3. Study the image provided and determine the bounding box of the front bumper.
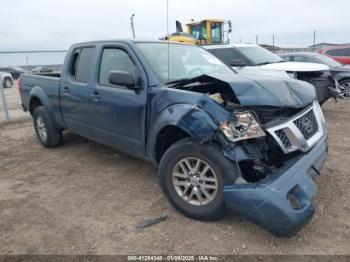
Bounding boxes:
[223,133,328,237]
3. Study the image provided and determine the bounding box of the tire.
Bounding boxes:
[339,79,350,98]
[3,77,12,88]
[33,106,62,148]
[158,138,238,221]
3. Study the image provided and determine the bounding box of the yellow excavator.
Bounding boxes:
[163,19,232,45]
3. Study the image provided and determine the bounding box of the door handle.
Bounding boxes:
[92,90,101,97]
[63,86,70,93]
[92,90,101,101]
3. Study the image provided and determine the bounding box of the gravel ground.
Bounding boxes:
[0,84,349,255]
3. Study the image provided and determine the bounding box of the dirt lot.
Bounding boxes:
[0,84,349,255]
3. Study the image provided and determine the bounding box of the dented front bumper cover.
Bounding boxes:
[223,133,328,237]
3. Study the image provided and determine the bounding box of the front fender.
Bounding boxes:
[146,103,219,161]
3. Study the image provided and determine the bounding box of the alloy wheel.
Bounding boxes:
[340,80,350,97]
[36,116,47,142]
[172,157,218,206]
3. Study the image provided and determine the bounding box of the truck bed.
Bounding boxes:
[20,73,61,113]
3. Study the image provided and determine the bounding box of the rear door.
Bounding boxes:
[60,46,95,138]
[90,43,148,157]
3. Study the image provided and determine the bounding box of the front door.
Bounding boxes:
[90,44,148,157]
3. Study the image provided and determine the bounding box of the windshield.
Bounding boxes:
[313,53,342,67]
[136,42,234,83]
[237,46,284,65]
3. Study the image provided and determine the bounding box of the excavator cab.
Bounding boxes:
[186,19,230,44]
[163,19,231,45]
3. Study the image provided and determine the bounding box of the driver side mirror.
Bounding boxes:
[230,59,247,67]
[108,71,139,90]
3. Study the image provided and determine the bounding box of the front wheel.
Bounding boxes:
[158,138,238,221]
[3,77,13,88]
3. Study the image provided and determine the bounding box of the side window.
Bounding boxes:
[344,47,350,56]
[326,48,350,57]
[99,48,136,87]
[209,48,247,66]
[75,47,95,83]
[293,56,315,63]
[70,50,80,78]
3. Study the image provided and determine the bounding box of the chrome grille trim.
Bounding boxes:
[266,101,325,154]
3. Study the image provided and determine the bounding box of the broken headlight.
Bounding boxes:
[220,111,266,142]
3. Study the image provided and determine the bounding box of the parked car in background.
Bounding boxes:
[0,67,25,79]
[0,71,13,88]
[19,40,328,237]
[202,44,339,104]
[280,52,350,97]
[319,46,350,65]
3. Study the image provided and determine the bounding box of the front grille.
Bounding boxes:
[275,129,291,148]
[266,102,324,154]
[293,110,318,140]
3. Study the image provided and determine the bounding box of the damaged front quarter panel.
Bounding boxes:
[146,86,235,162]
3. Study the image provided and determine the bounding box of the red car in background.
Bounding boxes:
[319,46,350,65]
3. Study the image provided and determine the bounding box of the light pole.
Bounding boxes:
[130,14,136,39]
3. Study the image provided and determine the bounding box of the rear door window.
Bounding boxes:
[75,47,95,83]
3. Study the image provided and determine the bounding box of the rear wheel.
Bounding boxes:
[3,77,12,88]
[33,106,62,148]
[158,138,238,221]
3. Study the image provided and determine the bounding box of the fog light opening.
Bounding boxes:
[288,194,301,210]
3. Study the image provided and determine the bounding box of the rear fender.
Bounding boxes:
[29,86,59,128]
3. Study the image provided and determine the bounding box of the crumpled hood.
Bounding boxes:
[186,73,316,108]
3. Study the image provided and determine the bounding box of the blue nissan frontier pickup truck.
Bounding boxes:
[19,40,328,237]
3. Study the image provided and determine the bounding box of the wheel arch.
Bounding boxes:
[338,77,350,84]
[28,86,60,128]
[147,103,219,164]
[29,96,43,115]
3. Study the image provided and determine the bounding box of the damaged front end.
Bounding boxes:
[221,101,328,237]
[169,73,328,237]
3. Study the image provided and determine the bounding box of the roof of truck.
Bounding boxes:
[72,39,194,47]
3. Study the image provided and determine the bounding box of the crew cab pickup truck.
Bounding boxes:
[19,40,328,237]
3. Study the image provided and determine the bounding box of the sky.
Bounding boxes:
[0,0,349,65]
